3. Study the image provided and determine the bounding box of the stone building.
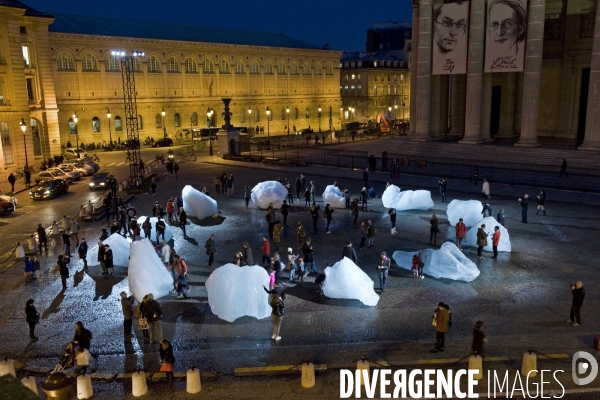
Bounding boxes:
[410,0,600,149]
[0,0,341,171]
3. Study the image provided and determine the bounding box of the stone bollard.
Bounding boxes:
[132,368,148,397]
[356,356,369,385]
[186,364,201,394]
[301,360,315,388]
[0,356,15,377]
[21,374,38,395]
[468,354,483,380]
[522,348,537,377]
[28,236,37,252]
[77,373,93,399]
[52,222,60,236]
[15,243,25,259]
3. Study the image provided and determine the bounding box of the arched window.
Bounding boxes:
[277,62,286,75]
[167,57,180,73]
[290,62,298,75]
[82,54,98,72]
[131,58,141,72]
[106,56,120,72]
[203,59,214,73]
[137,115,143,130]
[30,118,42,156]
[326,63,333,75]
[305,108,310,118]
[235,60,244,74]
[191,112,198,126]
[302,62,311,75]
[155,114,162,128]
[0,122,13,164]
[57,52,75,71]
[264,61,273,74]
[174,113,180,127]
[219,59,230,74]
[92,117,100,133]
[314,63,322,75]
[185,58,197,73]
[249,60,259,74]
[148,56,161,73]
[114,116,122,131]
[68,118,77,134]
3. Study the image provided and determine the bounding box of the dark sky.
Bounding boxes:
[23,0,412,52]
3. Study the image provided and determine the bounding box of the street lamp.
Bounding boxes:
[248,107,252,134]
[318,105,321,132]
[394,104,398,121]
[350,107,355,122]
[106,108,112,149]
[72,112,79,149]
[161,108,166,138]
[266,106,271,141]
[20,118,28,168]
[207,107,214,156]
[286,106,290,136]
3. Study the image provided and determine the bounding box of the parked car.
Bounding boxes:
[79,158,100,172]
[297,128,314,135]
[60,162,94,176]
[64,148,88,160]
[0,192,17,209]
[36,170,73,184]
[49,167,81,181]
[0,200,15,216]
[152,138,173,147]
[89,172,113,191]
[29,179,69,200]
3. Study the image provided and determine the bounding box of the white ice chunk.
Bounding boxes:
[182,185,218,218]
[86,233,131,267]
[322,257,379,306]
[136,216,173,243]
[465,216,511,252]
[206,264,272,322]
[381,185,433,211]
[446,199,484,227]
[392,242,480,282]
[322,185,346,209]
[250,181,287,209]
[128,239,174,302]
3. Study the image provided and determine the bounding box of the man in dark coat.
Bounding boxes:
[37,223,47,253]
[179,207,187,237]
[78,238,88,267]
[8,173,15,192]
[363,168,369,188]
[58,255,69,290]
[342,241,357,263]
[567,281,585,327]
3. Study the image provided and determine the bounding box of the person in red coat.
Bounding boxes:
[455,218,467,249]
[491,226,501,260]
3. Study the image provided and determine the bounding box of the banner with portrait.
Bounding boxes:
[432,2,470,75]
[484,0,528,73]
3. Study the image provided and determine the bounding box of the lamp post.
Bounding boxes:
[350,107,355,123]
[207,107,214,156]
[72,112,79,149]
[161,108,166,138]
[266,106,270,141]
[106,108,112,149]
[20,118,28,168]
[248,107,252,134]
[286,106,290,136]
[318,105,321,132]
[394,104,398,121]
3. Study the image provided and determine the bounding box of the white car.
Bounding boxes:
[64,148,88,160]
[36,170,73,184]
[60,163,94,176]
[49,167,81,181]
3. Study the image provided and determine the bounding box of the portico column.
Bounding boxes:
[450,75,466,136]
[516,0,545,147]
[409,1,419,137]
[496,73,516,139]
[413,0,433,140]
[460,0,485,144]
[430,75,442,137]
[580,0,600,150]
[479,73,492,141]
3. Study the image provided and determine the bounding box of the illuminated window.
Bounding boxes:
[249,61,259,74]
[167,57,180,73]
[203,59,214,73]
[315,63,322,75]
[235,60,245,74]
[57,52,75,71]
[114,116,122,131]
[290,62,298,75]
[148,56,161,73]
[185,58,197,73]
[277,62,286,75]
[302,63,310,75]
[106,56,120,72]
[92,117,100,133]
[219,59,230,74]
[264,61,273,74]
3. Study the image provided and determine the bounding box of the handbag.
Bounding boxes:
[138,317,149,330]
[133,306,142,319]
[160,361,173,372]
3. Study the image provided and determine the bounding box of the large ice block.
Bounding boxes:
[446,199,484,227]
[86,233,131,267]
[182,185,218,218]
[128,239,174,302]
[322,185,346,209]
[136,216,173,242]
[250,181,287,209]
[206,264,271,322]
[381,185,433,211]
[465,216,511,252]
[322,257,379,306]
[392,242,480,282]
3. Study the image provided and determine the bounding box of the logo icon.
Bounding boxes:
[572,351,598,385]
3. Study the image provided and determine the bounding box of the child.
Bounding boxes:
[268,267,276,290]
[75,347,91,374]
[411,255,419,276]
[296,258,306,281]
[472,321,487,356]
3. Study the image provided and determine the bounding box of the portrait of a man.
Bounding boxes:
[432,2,469,75]
[484,0,528,73]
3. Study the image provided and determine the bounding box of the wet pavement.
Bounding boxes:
[1,143,600,397]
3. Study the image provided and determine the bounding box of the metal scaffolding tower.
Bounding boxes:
[120,56,142,185]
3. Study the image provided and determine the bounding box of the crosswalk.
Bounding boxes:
[105,162,127,167]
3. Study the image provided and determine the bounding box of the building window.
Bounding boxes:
[92,117,100,133]
[174,113,180,127]
[302,63,310,75]
[219,59,230,74]
[137,115,143,130]
[68,118,77,134]
[345,75,349,81]
[264,61,273,75]
[240,112,245,124]
[81,54,98,72]
[148,56,161,73]
[57,52,75,71]
[294,108,298,119]
[400,74,404,81]
[114,116,122,131]
[131,58,141,72]
[203,59,214,74]
[106,56,120,72]
[30,118,41,156]
[185,58,197,73]
[290,62,298,75]
[235,60,245,74]
[156,114,162,128]
[373,86,377,95]
[315,63,322,75]
[167,57,180,73]
[277,62,286,75]
[191,112,198,126]
[357,61,362,67]
[22,46,31,68]
[387,85,391,94]
[326,63,333,75]
[374,61,378,67]
[0,122,13,164]
[249,60,259,74]
[20,26,27,34]
[281,108,286,120]
[26,78,34,103]
[254,109,259,122]
[394,86,397,94]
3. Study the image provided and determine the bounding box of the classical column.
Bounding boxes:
[479,73,493,141]
[439,75,449,135]
[430,75,442,137]
[413,0,433,140]
[580,0,600,150]
[516,0,545,147]
[496,73,516,139]
[460,0,485,144]
[409,1,419,137]
[450,75,466,136]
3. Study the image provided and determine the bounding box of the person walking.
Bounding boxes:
[455,218,467,249]
[377,251,391,294]
[497,209,506,226]
[97,241,106,275]
[566,281,585,327]
[351,198,360,225]
[138,295,150,343]
[285,182,293,205]
[58,254,69,290]
[559,159,568,177]
[272,222,282,252]
[304,187,311,207]
[73,321,94,353]
[104,244,114,275]
[481,203,492,218]
[309,202,320,234]
[472,321,487,356]
[78,238,88,267]
[491,226,501,260]
[344,190,351,210]
[214,175,221,195]
[25,299,39,341]
[358,221,367,250]
[173,162,179,180]
[37,223,48,254]
[438,178,447,203]
[429,214,439,245]
[160,340,175,387]
[62,229,72,258]
[481,178,490,199]
[416,252,425,279]
[227,174,234,196]
[8,173,15,192]
[143,294,163,343]
[472,167,479,186]
[360,187,368,211]
[342,241,358,263]
[150,178,157,195]
[431,302,451,353]
[243,242,254,265]
[24,167,31,187]
[536,190,547,216]
[205,234,216,268]
[302,238,317,274]
[244,186,251,208]
[295,178,303,201]
[120,291,135,338]
[309,181,316,203]
[390,158,397,179]
[166,199,175,224]
[366,219,376,248]
[324,204,334,233]
[266,204,277,239]
[280,200,289,227]
[476,224,488,260]
[286,248,298,282]
[518,194,529,223]
[295,221,306,250]
[363,168,369,188]
[179,207,187,237]
[220,172,228,195]
[264,286,284,341]
[155,216,166,244]
[388,208,397,234]
[261,236,271,266]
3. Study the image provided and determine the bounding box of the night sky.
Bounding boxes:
[23,0,412,52]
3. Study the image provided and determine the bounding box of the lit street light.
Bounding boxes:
[106,108,112,149]
[161,108,166,138]
[73,112,79,149]
[207,107,214,156]
[248,107,252,134]
[20,118,28,168]
[286,106,290,136]
[266,106,271,141]
[318,105,321,133]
